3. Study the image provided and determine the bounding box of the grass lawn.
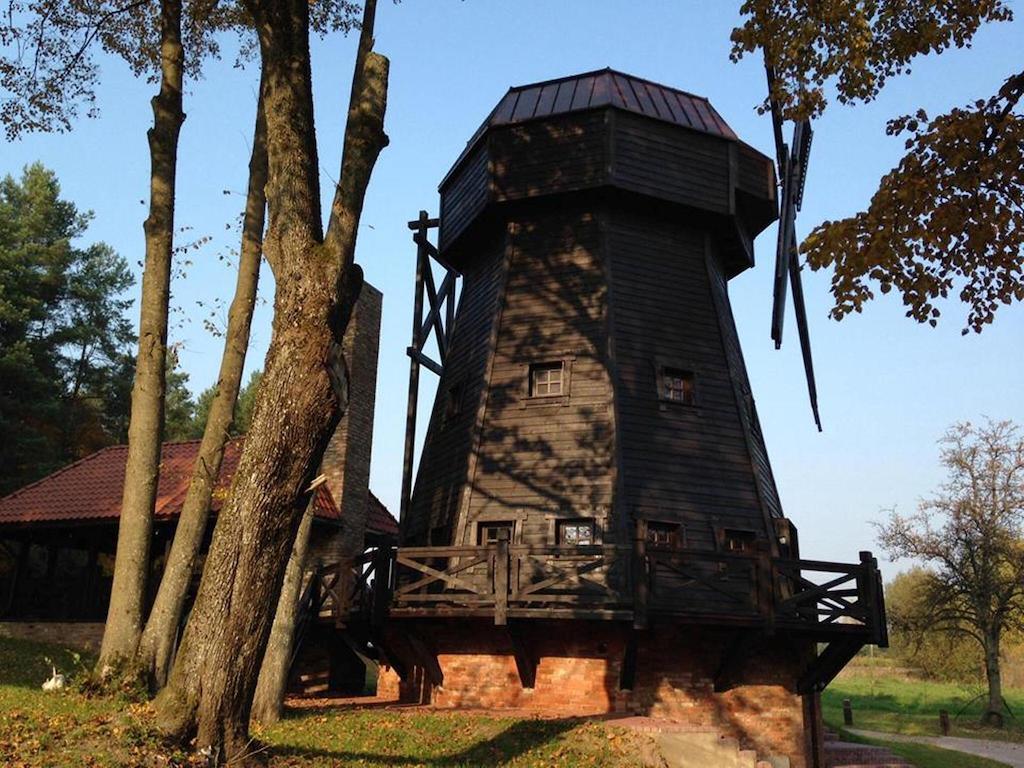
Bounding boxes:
[0,636,645,767]
[823,668,1024,743]
[839,728,1011,768]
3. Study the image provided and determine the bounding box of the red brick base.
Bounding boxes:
[377,620,815,768]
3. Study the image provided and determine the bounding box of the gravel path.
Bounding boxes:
[848,728,1024,768]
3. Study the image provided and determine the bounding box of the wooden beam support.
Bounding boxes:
[406,347,443,377]
[406,631,444,687]
[618,629,638,691]
[797,638,862,694]
[370,629,408,681]
[507,622,537,689]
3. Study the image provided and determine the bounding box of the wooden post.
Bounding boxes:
[399,213,429,530]
[494,529,509,626]
[756,544,776,633]
[633,520,648,630]
[370,547,392,630]
[939,709,950,735]
[842,698,853,726]
[858,550,884,645]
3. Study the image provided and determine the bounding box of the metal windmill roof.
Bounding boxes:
[443,69,739,189]
[488,68,737,137]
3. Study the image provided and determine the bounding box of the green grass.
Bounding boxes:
[0,636,644,767]
[823,669,1024,743]
[840,728,1011,768]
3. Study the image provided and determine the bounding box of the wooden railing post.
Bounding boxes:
[494,531,509,626]
[370,547,392,630]
[859,550,886,646]
[756,545,775,633]
[633,520,648,630]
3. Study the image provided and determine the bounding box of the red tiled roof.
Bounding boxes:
[0,439,389,530]
[367,490,398,537]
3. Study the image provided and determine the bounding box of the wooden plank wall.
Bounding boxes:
[605,208,772,551]
[705,251,785,523]
[460,208,616,549]
[405,232,508,545]
[439,142,491,253]
[489,112,608,204]
[611,112,731,215]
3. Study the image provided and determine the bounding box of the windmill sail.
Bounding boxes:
[765,64,821,429]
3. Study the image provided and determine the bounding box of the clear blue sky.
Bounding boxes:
[6,1,1022,574]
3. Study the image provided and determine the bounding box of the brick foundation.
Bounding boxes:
[0,621,105,652]
[377,620,814,768]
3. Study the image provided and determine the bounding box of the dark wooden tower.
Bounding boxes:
[372,71,886,768]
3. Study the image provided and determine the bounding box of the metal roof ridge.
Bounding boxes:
[503,68,715,105]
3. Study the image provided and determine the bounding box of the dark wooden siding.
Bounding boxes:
[459,209,616,549]
[611,111,730,216]
[735,143,773,201]
[605,208,772,552]
[488,112,608,203]
[705,248,784,523]
[405,231,508,544]
[439,141,491,253]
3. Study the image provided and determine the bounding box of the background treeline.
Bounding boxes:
[884,568,1024,688]
[0,163,257,495]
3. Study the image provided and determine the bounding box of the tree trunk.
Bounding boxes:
[152,0,387,761]
[251,509,313,726]
[136,73,268,689]
[982,630,1005,727]
[98,0,184,672]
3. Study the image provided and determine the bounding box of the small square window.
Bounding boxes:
[478,521,513,545]
[530,362,564,397]
[646,522,679,550]
[722,529,757,554]
[661,367,695,405]
[557,519,594,546]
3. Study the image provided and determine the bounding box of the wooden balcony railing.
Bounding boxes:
[332,540,887,645]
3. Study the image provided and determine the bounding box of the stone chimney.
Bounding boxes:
[319,281,382,561]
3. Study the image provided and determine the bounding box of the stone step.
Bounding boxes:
[655,731,787,768]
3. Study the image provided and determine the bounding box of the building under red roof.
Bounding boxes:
[0,438,396,535]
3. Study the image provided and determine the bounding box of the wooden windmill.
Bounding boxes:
[366,70,886,768]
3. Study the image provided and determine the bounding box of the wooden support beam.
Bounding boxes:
[507,622,537,689]
[370,629,408,681]
[494,531,509,626]
[406,347,443,377]
[632,522,648,630]
[797,638,862,694]
[406,631,444,687]
[618,630,638,691]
